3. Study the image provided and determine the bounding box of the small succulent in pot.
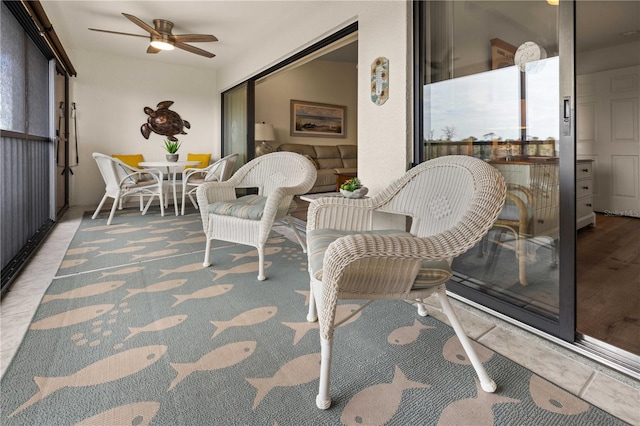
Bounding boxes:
[340,177,368,198]
[340,177,362,192]
[163,138,181,154]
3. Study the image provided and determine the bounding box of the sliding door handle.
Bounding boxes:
[562,96,572,136]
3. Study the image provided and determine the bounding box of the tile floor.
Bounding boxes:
[1,206,639,425]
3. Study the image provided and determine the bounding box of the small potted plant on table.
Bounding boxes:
[163,139,181,162]
[340,177,368,198]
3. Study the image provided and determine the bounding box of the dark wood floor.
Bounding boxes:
[577,213,640,356]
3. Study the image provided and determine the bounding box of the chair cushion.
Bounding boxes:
[307,229,452,289]
[112,154,144,168]
[187,153,211,169]
[207,194,297,221]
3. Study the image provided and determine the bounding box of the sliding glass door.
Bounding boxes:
[415,0,575,340]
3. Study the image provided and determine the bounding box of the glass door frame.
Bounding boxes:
[412,0,576,342]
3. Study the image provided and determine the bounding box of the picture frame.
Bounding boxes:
[290,100,346,138]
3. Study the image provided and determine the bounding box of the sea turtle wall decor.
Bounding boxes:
[140,100,190,142]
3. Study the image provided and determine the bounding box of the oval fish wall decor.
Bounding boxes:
[141,101,190,142]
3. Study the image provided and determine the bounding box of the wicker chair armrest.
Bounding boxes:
[317,232,465,340]
[183,167,207,179]
[195,181,238,234]
[120,168,163,185]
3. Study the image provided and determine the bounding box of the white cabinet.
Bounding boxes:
[577,159,596,229]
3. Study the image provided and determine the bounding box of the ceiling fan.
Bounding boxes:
[89,13,217,58]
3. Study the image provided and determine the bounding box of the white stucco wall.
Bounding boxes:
[67,50,218,207]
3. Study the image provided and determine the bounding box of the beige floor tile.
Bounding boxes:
[582,372,640,425]
[478,326,593,395]
[420,294,497,340]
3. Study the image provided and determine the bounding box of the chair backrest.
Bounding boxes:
[374,155,506,243]
[93,152,123,192]
[227,151,317,196]
[204,153,239,182]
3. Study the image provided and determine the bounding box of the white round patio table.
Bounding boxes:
[139,160,201,216]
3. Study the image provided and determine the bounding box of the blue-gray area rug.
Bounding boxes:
[0,208,629,425]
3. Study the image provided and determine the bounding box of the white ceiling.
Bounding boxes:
[41,1,333,71]
[41,1,639,74]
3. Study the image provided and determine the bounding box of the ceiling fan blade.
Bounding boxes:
[89,28,149,39]
[173,34,218,43]
[147,45,161,54]
[122,13,160,36]
[175,41,215,58]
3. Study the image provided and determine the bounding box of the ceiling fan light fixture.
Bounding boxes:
[150,36,174,51]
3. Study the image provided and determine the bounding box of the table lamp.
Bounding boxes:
[255,122,275,156]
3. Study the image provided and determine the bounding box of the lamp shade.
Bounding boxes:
[255,123,275,141]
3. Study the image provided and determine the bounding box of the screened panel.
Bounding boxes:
[0,2,26,133]
[27,37,50,137]
[1,2,53,291]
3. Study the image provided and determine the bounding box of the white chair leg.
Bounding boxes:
[181,185,187,215]
[285,216,307,252]
[203,239,212,267]
[92,194,109,219]
[307,287,318,322]
[142,195,154,215]
[316,337,333,409]
[257,247,266,281]
[159,190,164,217]
[107,196,120,225]
[188,192,199,210]
[435,286,497,393]
[414,300,429,317]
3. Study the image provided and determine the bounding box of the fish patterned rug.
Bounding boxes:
[0,209,629,425]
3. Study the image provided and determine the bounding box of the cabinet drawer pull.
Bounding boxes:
[582,168,589,172]
[582,186,589,190]
[586,203,592,207]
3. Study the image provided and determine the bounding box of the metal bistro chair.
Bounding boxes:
[92,152,165,225]
[305,155,506,409]
[181,153,238,215]
[196,152,317,280]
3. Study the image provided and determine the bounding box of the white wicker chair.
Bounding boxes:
[196,151,317,280]
[181,153,238,215]
[92,152,165,225]
[305,155,506,409]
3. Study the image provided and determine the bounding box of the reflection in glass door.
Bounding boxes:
[417,1,573,338]
[222,82,251,174]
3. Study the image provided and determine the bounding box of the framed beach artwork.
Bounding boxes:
[290,100,346,138]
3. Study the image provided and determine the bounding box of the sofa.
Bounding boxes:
[276,143,357,193]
